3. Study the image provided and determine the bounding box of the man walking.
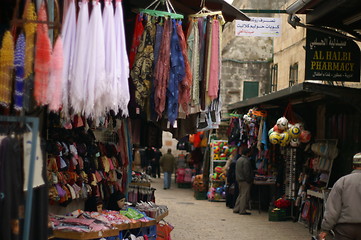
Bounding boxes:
[319,153,361,240]
[160,149,175,189]
[233,147,253,215]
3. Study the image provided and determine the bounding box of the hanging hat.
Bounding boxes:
[353,153,361,165]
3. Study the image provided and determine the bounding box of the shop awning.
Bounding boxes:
[125,0,250,22]
[227,82,361,112]
[286,0,361,41]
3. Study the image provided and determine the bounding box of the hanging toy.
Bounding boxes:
[279,132,290,147]
[290,138,300,147]
[299,130,312,143]
[269,132,282,145]
[289,125,301,138]
[276,117,289,131]
[273,124,283,133]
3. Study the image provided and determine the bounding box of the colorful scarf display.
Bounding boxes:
[14,33,26,111]
[23,1,37,78]
[0,31,14,107]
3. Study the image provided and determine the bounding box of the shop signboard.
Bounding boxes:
[235,17,281,37]
[305,29,360,82]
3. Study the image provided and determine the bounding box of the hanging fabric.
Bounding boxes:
[23,1,37,78]
[70,0,89,115]
[176,21,192,116]
[61,0,76,119]
[84,0,106,118]
[47,36,64,112]
[103,0,118,113]
[167,19,185,125]
[0,31,14,107]
[34,2,52,106]
[154,19,172,118]
[114,0,130,117]
[187,20,200,111]
[129,14,145,69]
[130,15,156,109]
[208,18,220,101]
[14,33,26,111]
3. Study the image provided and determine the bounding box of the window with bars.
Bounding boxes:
[289,63,298,87]
[270,64,278,92]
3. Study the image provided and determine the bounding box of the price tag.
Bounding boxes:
[173,120,178,128]
[136,108,140,115]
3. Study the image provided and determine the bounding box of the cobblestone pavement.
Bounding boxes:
[151,177,311,240]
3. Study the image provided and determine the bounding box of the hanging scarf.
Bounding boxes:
[0,31,14,107]
[167,20,185,125]
[34,3,52,106]
[154,19,172,118]
[84,0,106,119]
[103,0,117,113]
[14,33,26,111]
[23,1,37,78]
[47,36,64,112]
[176,21,192,115]
[115,0,130,117]
[208,19,220,101]
[129,14,144,69]
[61,0,76,119]
[130,15,156,109]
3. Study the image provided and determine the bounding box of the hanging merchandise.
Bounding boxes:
[23,1,37,79]
[14,33,26,111]
[0,31,14,107]
[34,2,52,106]
[61,0,76,119]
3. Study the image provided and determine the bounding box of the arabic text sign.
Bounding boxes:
[235,17,281,37]
[305,29,360,82]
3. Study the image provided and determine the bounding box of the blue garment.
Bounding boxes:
[14,33,25,111]
[167,20,185,125]
[261,119,269,150]
[164,171,172,189]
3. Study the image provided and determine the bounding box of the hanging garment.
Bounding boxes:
[187,20,200,108]
[34,3,52,106]
[14,33,26,111]
[115,0,130,116]
[85,0,106,119]
[0,31,14,107]
[103,0,118,113]
[0,137,24,240]
[47,36,64,112]
[200,18,211,110]
[177,21,192,115]
[61,0,76,118]
[208,19,220,101]
[154,19,172,118]
[23,1,37,78]
[70,0,89,115]
[130,15,156,109]
[167,20,185,125]
[129,14,144,69]
[150,23,164,121]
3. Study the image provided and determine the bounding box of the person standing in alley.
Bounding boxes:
[233,147,253,215]
[160,148,175,189]
[318,153,361,240]
[152,148,162,178]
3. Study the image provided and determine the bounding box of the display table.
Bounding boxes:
[253,180,276,213]
[52,210,169,239]
[130,182,151,187]
[53,229,119,240]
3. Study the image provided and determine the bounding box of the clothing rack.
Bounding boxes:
[0,115,40,240]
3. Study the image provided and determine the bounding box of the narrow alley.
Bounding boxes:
[152,177,311,240]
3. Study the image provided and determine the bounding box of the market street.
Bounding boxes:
[152,177,311,240]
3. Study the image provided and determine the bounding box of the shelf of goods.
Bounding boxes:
[208,140,235,202]
[52,211,169,239]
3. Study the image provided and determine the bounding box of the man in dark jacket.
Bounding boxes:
[233,147,253,215]
[160,149,175,189]
[319,153,361,240]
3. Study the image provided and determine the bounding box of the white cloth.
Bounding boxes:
[115,0,130,116]
[23,133,45,190]
[61,0,76,119]
[84,1,106,118]
[103,0,118,113]
[70,0,89,115]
